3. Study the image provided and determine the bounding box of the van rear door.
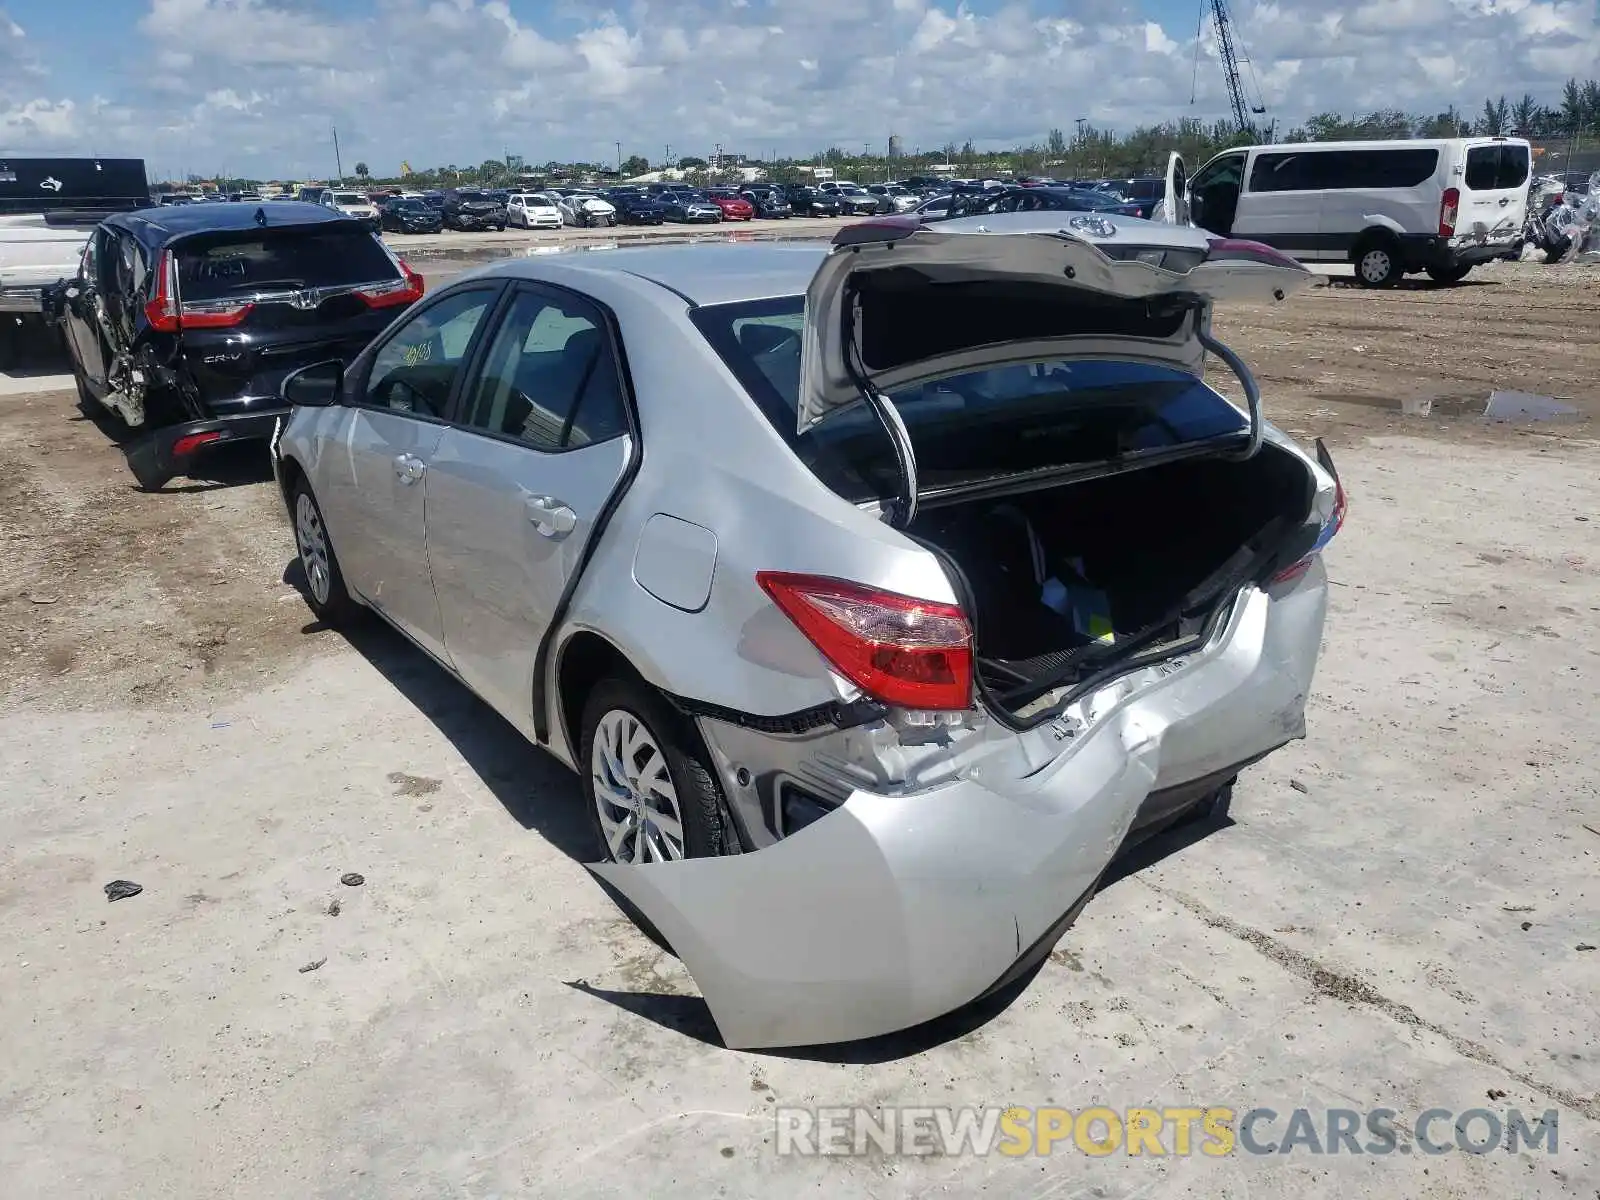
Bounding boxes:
[1459,139,1531,238]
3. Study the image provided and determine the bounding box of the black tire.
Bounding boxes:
[1352,235,1402,287]
[289,478,361,625]
[1542,235,1571,264]
[0,317,18,372]
[579,676,727,864]
[1425,263,1472,284]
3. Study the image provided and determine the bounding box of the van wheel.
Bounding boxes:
[1425,263,1472,284]
[1353,236,1401,287]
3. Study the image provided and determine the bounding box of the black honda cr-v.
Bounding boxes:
[51,202,422,487]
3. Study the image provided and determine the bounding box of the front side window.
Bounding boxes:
[362,289,495,418]
[460,289,626,452]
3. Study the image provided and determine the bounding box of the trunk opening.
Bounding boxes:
[910,442,1314,717]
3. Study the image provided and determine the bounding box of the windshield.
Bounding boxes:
[175,228,399,302]
[332,193,365,205]
[391,199,425,211]
[691,297,1245,502]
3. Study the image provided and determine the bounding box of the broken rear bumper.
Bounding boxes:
[124,408,286,490]
[592,572,1327,1050]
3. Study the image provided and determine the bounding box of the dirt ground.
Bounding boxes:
[1,257,1597,1198]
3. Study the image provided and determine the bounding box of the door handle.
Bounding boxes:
[525,495,577,539]
[393,453,426,484]
[1499,197,1510,206]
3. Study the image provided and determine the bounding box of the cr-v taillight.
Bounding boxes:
[756,572,973,710]
[1439,187,1459,238]
[357,258,424,309]
[143,249,253,331]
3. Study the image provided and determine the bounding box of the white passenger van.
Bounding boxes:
[1186,137,1531,286]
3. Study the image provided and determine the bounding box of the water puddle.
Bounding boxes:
[1483,390,1579,422]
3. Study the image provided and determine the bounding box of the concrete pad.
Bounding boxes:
[0,368,73,397]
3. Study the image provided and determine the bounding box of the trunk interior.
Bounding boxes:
[910,444,1314,714]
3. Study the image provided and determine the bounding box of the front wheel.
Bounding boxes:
[1425,263,1472,284]
[291,480,360,625]
[580,677,727,864]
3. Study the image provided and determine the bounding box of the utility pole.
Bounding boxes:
[615,142,622,174]
[332,124,344,184]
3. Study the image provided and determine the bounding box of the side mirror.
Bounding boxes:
[281,359,345,408]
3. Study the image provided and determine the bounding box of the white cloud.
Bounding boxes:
[0,0,1594,171]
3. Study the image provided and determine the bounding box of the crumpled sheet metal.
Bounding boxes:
[591,586,1315,1051]
[1545,170,1600,263]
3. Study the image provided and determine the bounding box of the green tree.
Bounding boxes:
[678,155,708,169]
[1478,95,1510,135]
[1510,93,1538,134]
[354,161,369,179]
[621,154,650,176]
[1046,127,1067,158]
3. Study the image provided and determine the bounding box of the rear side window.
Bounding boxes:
[175,230,397,302]
[1250,149,1439,192]
[461,289,626,451]
[1465,144,1530,190]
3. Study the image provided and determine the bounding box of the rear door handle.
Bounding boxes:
[1499,197,1510,206]
[525,495,577,539]
[393,453,426,484]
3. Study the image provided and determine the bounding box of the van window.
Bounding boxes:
[1249,148,1439,192]
[1465,144,1530,191]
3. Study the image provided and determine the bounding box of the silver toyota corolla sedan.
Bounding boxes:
[272,211,1345,1050]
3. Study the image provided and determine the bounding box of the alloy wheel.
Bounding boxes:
[590,709,686,864]
[294,491,332,606]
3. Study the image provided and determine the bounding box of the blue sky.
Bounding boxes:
[3,0,1597,178]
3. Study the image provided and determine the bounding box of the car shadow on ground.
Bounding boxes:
[287,552,1235,1061]
[283,558,594,861]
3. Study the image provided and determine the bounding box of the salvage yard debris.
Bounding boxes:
[102,880,142,902]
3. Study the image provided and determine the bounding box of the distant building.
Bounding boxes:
[888,135,904,159]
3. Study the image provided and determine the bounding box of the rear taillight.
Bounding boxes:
[1205,237,1304,271]
[1439,187,1459,238]
[143,249,252,330]
[358,259,424,309]
[1270,474,1347,584]
[143,249,181,332]
[756,572,973,710]
[355,259,422,310]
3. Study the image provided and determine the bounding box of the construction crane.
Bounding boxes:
[1194,0,1269,140]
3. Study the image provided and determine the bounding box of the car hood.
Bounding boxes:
[796,212,1314,436]
[575,198,616,212]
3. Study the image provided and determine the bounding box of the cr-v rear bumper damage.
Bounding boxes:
[590,574,1326,1050]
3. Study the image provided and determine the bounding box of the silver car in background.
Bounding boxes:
[272,212,1344,1050]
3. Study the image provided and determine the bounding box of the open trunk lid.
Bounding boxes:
[798,211,1310,436]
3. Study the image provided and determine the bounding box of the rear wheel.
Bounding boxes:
[1353,236,1402,287]
[291,480,360,625]
[1425,263,1472,284]
[580,677,726,863]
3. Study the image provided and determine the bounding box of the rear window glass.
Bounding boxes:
[692,296,1244,502]
[1465,144,1530,190]
[176,230,398,302]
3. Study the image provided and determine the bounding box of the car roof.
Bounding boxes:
[111,201,358,245]
[477,243,828,306]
